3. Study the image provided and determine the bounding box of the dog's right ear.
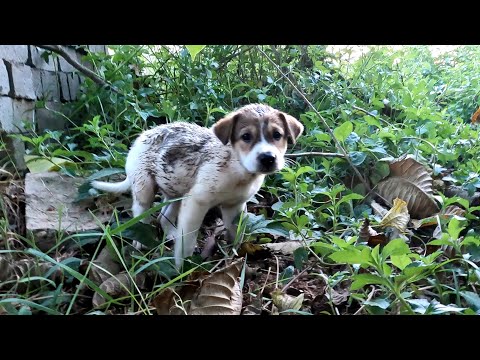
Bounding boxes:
[212,112,239,145]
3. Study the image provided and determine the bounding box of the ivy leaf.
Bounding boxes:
[333,121,353,143]
[185,45,206,61]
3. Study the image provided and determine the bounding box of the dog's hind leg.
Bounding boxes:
[131,175,156,250]
[174,198,210,269]
[158,198,180,242]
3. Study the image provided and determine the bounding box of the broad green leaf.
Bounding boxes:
[391,254,412,270]
[24,155,74,173]
[295,166,315,177]
[185,45,206,61]
[351,274,386,291]
[364,297,390,309]
[329,247,372,265]
[293,247,308,269]
[382,238,410,259]
[336,193,364,207]
[447,217,466,241]
[333,121,353,143]
[349,151,367,166]
[460,291,480,311]
[87,168,125,181]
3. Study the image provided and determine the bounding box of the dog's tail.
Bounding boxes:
[91,177,131,193]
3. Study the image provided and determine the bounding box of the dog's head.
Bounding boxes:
[212,104,304,174]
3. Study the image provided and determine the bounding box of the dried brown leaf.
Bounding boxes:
[444,205,466,217]
[376,156,439,218]
[89,247,121,286]
[189,259,243,315]
[92,272,147,308]
[379,198,410,232]
[264,241,305,255]
[472,106,480,124]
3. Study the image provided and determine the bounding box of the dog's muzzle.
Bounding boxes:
[258,152,277,173]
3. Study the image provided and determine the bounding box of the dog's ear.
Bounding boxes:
[212,112,239,145]
[278,112,304,144]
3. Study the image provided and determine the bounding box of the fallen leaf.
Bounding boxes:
[92,272,147,308]
[359,218,388,246]
[271,288,304,314]
[153,259,244,315]
[264,241,306,255]
[238,242,270,259]
[411,205,466,230]
[379,198,410,232]
[189,259,243,315]
[89,247,121,286]
[376,156,439,218]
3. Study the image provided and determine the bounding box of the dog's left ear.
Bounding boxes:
[278,112,304,144]
[212,112,239,145]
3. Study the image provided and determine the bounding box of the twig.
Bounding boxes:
[353,285,376,315]
[286,152,345,158]
[36,45,119,94]
[256,46,372,193]
[282,266,311,292]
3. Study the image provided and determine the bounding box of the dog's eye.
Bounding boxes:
[273,131,282,140]
[242,133,252,142]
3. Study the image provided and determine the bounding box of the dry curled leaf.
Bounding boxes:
[89,247,121,286]
[359,219,387,246]
[238,242,270,259]
[264,241,306,255]
[379,198,410,232]
[190,259,243,315]
[376,156,439,219]
[153,259,244,315]
[271,288,304,314]
[92,272,147,308]
[411,205,466,230]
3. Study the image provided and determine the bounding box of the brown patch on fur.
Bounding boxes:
[277,112,304,144]
[263,114,289,154]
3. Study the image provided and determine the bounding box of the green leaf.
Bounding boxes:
[447,217,466,241]
[185,45,206,61]
[336,193,364,207]
[351,274,386,291]
[349,151,367,166]
[364,297,390,309]
[329,247,372,265]
[333,121,353,143]
[382,238,410,259]
[459,291,480,311]
[293,247,308,269]
[391,254,412,270]
[87,168,125,181]
[24,155,74,173]
[295,166,316,177]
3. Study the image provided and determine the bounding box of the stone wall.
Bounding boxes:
[0,45,107,170]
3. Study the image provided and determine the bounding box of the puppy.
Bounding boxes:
[91,103,303,268]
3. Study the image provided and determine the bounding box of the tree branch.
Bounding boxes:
[286,152,345,158]
[35,45,119,94]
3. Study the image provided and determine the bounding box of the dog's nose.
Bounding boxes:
[258,152,276,168]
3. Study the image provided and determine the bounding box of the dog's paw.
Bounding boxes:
[132,240,144,250]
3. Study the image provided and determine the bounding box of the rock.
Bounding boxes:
[25,172,130,252]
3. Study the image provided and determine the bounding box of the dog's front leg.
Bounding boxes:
[174,198,210,269]
[221,203,247,244]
